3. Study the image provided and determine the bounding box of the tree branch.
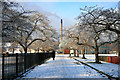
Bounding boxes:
[108,27,120,34]
[98,37,119,47]
[77,42,95,49]
[27,38,46,47]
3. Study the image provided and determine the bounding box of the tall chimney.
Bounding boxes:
[61,19,62,44]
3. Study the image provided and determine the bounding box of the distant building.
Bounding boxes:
[2,42,21,54]
[99,43,119,55]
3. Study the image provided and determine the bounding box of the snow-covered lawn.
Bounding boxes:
[99,54,118,56]
[74,54,119,78]
[23,54,107,78]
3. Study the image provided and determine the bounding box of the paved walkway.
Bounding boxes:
[23,54,107,78]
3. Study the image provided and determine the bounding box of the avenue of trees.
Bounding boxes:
[65,6,120,63]
[1,1,120,63]
[1,1,59,54]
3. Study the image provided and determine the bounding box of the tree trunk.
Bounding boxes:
[95,47,99,63]
[38,48,39,53]
[30,49,31,53]
[95,40,99,63]
[82,47,86,59]
[74,49,76,57]
[118,34,120,57]
[77,50,79,57]
[24,47,27,54]
[13,48,15,54]
[118,43,120,57]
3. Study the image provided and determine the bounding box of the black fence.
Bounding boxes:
[2,53,52,80]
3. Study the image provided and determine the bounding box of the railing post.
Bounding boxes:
[30,54,31,67]
[2,54,4,80]
[24,53,26,72]
[16,53,18,77]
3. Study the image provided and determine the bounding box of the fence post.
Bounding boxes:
[30,54,31,67]
[2,54,4,80]
[24,54,26,72]
[16,53,18,77]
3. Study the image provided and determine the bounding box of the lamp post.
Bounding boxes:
[61,19,63,44]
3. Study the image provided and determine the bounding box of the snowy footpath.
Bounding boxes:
[22,54,108,79]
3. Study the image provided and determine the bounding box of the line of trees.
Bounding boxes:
[65,6,120,63]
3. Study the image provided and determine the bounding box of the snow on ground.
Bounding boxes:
[23,54,107,78]
[73,54,119,78]
[99,54,118,56]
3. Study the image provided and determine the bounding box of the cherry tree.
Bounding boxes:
[65,25,93,58]
[77,6,120,62]
[2,1,58,54]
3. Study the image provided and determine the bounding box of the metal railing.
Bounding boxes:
[2,53,52,79]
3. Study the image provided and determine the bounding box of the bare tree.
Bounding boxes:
[77,6,120,63]
[64,24,94,58]
[8,42,19,53]
[2,1,57,54]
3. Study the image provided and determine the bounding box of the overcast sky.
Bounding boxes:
[8,0,119,32]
